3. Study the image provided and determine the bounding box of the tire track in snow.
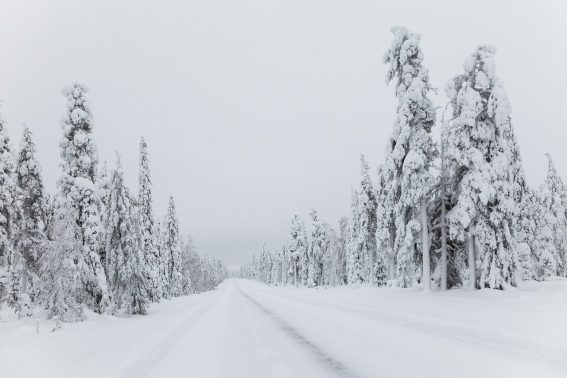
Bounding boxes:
[238,288,362,378]
[246,286,567,372]
[120,299,216,377]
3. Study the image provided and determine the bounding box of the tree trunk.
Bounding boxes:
[468,230,476,289]
[389,227,396,280]
[421,197,430,291]
[440,140,448,291]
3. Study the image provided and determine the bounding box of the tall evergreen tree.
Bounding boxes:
[382,26,436,288]
[336,216,348,285]
[357,156,379,284]
[444,46,518,289]
[164,195,183,297]
[307,209,325,287]
[180,235,195,294]
[104,155,147,310]
[39,205,84,322]
[0,115,21,312]
[138,137,161,301]
[154,218,169,296]
[287,214,308,286]
[14,126,45,311]
[539,154,567,277]
[346,190,364,285]
[58,83,110,312]
[123,205,150,315]
[97,160,111,270]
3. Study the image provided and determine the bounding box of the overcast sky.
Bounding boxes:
[0,0,566,268]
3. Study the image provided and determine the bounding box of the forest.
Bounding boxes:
[242,27,566,292]
[0,83,227,323]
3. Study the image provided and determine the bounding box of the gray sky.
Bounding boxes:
[1,0,566,268]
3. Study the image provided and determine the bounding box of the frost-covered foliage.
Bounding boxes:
[97,160,111,270]
[380,26,436,288]
[444,46,518,289]
[307,209,325,287]
[39,205,84,322]
[164,196,183,297]
[356,156,380,284]
[104,155,149,314]
[0,114,22,313]
[287,215,308,286]
[13,127,45,312]
[538,154,567,277]
[138,137,161,301]
[58,83,111,313]
[346,190,363,285]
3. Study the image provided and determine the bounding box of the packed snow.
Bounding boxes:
[1,278,565,378]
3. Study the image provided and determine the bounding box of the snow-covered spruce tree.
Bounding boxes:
[346,190,364,285]
[444,46,519,289]
[287,214,308,286]
[516,187,556,280]
[376,164,396,282]
[97,160,111,271]
[538,154,567,277]
[14,126,45,311]
[270,248,282,286]
[58,83,110,312]
[123,206,150,315]
[260,246,273,284]
[280,245,289,285]
[357,155,381,285]
[382,26,436,289]
[307,209,325,287]
[0,115,22,313]
[104,155,149,313]
[321,223,340,286]
[138,137,161,301]
[154,218,169,296]
[164,195,183,297]
[180,235,195,294]
[39,205,83,322]
[336,216,348,285]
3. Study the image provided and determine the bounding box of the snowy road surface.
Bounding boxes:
[1,278,566,378]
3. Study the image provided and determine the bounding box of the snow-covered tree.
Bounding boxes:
[307,209,325,287]
[0,114,21,312]
[357,156,379,284]
[154,218,169,295]
[39,205,83,322]
[122,207,150,315]
[444,46,518,289]
[287,214,308,286]
[58,83,110,312]
[538,154,567,277]
[346,190,364,285]
[138,137,161,301]
[14,126,45,310]
[382,26,436,288]
[336,216,348,285]
[97,160,111,270]
[164,195,183,297]
[180,235,195,294]
[104,155,149,313]
[321,223,340,286]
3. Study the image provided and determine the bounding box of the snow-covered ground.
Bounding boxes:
[1,278,566,378]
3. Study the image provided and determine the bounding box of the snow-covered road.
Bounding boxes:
[1,278,566,378]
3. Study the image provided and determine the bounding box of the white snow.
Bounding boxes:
[1,278,566,378]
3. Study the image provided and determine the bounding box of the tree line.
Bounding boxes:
[241,27,566,290]
[0,83,227,322]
